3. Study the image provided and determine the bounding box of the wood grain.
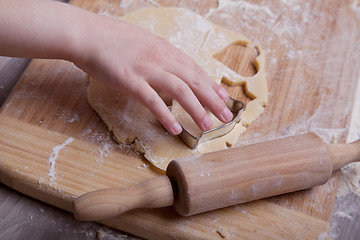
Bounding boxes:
[74,133,360,220]
[0,114,330,240]
[215,44,257,104]
[74,176,174,221]
[1,0,359,239]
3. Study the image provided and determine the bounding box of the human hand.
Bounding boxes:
[0,0,232,136]
[73,15,233,135]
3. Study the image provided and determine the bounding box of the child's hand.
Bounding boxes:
[73,16,233,135]
[0,0,233,135]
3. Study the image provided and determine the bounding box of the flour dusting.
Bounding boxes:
[317,232,332,240]
[328,75,360,239]
[8,1,356,240]
[351,0,360,16]
[336,75,360,198]
[48,137,74,181]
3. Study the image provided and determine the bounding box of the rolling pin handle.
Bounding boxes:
[73,175,174,221]
[328,139,360,172]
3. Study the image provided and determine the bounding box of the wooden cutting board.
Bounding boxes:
[1,0,360,239]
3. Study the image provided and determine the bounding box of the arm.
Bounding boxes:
[0,0,233,135]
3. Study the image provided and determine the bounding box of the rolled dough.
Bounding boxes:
[88,7,268,171]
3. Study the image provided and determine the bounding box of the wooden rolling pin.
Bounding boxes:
[73,133,360,221]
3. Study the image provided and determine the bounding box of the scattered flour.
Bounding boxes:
[350,0,360,16]
[37,177,44,190]
[57,112,80,124]
[317,232,332,240]
[329,74,360,239]
[337,75,360,198]
[96,143,113,163]
[337,163,360,198]
[346,76,360,144]
[18,1,356,239]
[143,0,160,7]
[137,163,150,169]
[48,137,74,181]
[96,228,130,240]
[119,0,133,9]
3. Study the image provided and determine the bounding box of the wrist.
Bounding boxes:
[56,4,95,65]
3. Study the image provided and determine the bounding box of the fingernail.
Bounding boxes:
[201,116,213,131]
[220,107,233,122]
[218,87,229,101]
[171,122,183,135]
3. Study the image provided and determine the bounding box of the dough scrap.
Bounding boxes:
[88,7,268,171]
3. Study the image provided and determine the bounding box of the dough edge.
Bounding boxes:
[87,7,268,171]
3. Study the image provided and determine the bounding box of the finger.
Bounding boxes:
[146,69,213,131]
[196,85,233,123]
[127,79,183,135]
[162,46,229,100]
[163,59,233,123]
[213,83,229,101]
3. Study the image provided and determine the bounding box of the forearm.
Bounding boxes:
[0,0,88,62]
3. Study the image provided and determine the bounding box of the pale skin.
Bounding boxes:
[0,0,233,135]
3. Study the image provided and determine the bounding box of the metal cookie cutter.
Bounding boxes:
[178,97,245,149]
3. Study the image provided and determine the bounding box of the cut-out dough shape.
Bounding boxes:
[88,7,268,171]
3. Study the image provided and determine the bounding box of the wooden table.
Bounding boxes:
[1,0,360,239]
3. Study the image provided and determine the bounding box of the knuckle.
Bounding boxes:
[157,111,172,126]
[145,97,171,124]
[196,108,208,122]
[125,80,151,102]
[213,100,227,113]
[183,66,211,91]
[189,77,204,90]
[212,83,223,93]
[190,61,204,75]
[140,91,158,106]
[133,59,153,75]
[173,82,192,97]
[147,94,159,107]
